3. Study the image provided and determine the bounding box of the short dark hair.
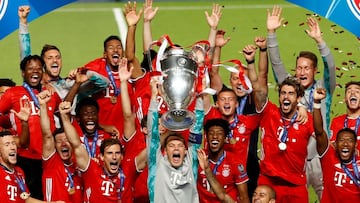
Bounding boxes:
[100,138,122,154]
[164,133,186,147]
[103,35,122,51]
[141,49,157,72]
[0,79,16,87]
[0,130,13,137]
[53,128,65,138]
[218,87,236,97]
[296,51,318,68]
[75,97,99,116]
[20,55,45,71]
[278,76,305,98]
[204,118,230,137]
[345,81,360,92]
[336,128,357,142]
[41,44,61,58]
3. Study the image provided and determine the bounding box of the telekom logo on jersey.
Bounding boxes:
[101,180,116,196]
[334,170,357,187]
[0,0,8,21]
[7,185,18,201]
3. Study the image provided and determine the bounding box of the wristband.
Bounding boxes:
[313,103,321,109]
[246,59,255,64]
[259,47,267,52]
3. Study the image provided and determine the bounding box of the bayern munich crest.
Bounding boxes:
[0,0,8,21]
[347,0,360,20]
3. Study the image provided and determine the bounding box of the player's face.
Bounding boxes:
[43,49,62,79]
[78,105,99,135]
[0,86,11,99]
[252,186,275,203]
[295,57,316,89]
[103,39,123,68]
[101,144,122,175]
[22,59,43,87]
[0,135,17,169]
[345,84,360,111]
[207,126,226,154]
[279,85,299,118]
[216,91,238,117]
[165,140,186,169]
[335,131,357,163]
[230,71,248,97]
[54,133,73,163]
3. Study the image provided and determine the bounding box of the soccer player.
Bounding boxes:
[252,185,276,203]
[197,118,250,203]
[38,90,83,203]
[246,43,313,203]
[266,6,336,200]
[147,75,204,203]
[313,88,360,202]
[330,81,360,150]
[0,78,16,130]
[59,101,126,203]
[0,130,65,203]
[0,55,62,200]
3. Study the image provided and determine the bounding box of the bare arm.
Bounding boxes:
[236,183,250,203]
[38,90,55,159]
[142,0,158,52]
[59,101,89,170]
[254,36,268,88]
[205,4,221,61]
[313,88,329,156]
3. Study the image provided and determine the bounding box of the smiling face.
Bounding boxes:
[335,130,357,163]
[279,85,300,118]
[345,84,360,113]
[295,57,316,89]
[216,90,238,119]
[230,70,249,97]
[0,135,17,170]
[22,58,43,87]
[54,133,72,164]
[100,144,122,175]
[252,185,276,203]
[43,49,62,79]
[207,125,226,154]
[78,105,99,135]
[103,39,123,69]
[164,135,187,169]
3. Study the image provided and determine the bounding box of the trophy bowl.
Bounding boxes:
[159,48,198,131]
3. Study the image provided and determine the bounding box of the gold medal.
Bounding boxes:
[68,187,75,195]
[110,96,117,104]
[230,137,236,144]
[20,192,30,200]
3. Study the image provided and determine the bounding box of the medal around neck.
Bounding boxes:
[278,142,287,151]
[68,187,75,195]
[20,192,30,200]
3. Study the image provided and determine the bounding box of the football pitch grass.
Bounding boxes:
[0,0,359,201]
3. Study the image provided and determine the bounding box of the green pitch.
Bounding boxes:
[0,0,359,201]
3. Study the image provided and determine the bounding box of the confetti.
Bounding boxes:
[299,22,305,26]
[350,75,357,78]
[347,52,353,55]
[341,67,349,71]
[283,21,289,27]
[342,62,348,66]
[252,27,258,30]
[336,83,343,88]
[232,27,236,32]
[336,67,341,71]
[331,24,337,27]
[339,30,344,33]
[336,94,341,97]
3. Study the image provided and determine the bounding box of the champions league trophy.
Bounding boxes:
[158,47,198,131]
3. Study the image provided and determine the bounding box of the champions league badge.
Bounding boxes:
[0,0,9,21]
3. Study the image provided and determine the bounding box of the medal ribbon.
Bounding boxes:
[228,114,239,140]
[280,112,298,143]
[344,116,360,135]
[211,151,226,175]
[105,65,120,96]
[23,82,40,108]
[64,166,75,192]
[0,164,27,193]
[341,155,360,187]
[308,81,316,111]
[103,167,125,200]
[83,130,99,158]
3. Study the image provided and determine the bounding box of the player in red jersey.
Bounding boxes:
[197,118,250,203]
[0,131,65,203]
[38,90,83,203]
[0,55,61,200]
[330,81,360,151]
[246,44,313,203]
[314,88,360,202]
[59,101,127,203]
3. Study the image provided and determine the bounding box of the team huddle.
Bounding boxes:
[0,1,359,203]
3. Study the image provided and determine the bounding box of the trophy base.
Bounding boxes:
[161,109,195,131]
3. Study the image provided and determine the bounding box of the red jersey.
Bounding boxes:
[84,58,135,133]
[320,146,360,203]
[259,101,313,185]
[82,160,125,203]
[0,165,30,203]
[0,86,61,159]
[330,114,360,151]
[197,151,248,203]
[42,150,83,203]
[74,122,111,160]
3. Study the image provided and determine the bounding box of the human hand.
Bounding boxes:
[296,105,308,124]
[205,4,221,29]
[305,17,323,44]
[266,5,284,33]
[242,44,257,61]
[254,36,266,50]
[118,58,132,82]
[125,1,143,26]
[313,88,326,101]
[215,30,230,48]
[59,101,72,115]
[18,5,30,24]
[143,0,158,22]
[11,98,31,122]
[197,148,209,170]
[36,90,52,105]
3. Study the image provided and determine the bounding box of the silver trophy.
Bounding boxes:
[158,47,198,131]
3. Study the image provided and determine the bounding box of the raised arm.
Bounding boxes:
[205,4,221,61]
[197,149,235,203]
[266,6,289,84]
[143,0,158,52]
[243,45,267,111]
[38,90,55,159]
[59,101,89,170]
[313,88,329,156]
[10,98,31,148]
[18,5,31,60]
[254,36,268,88]
[124,1,143,79]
